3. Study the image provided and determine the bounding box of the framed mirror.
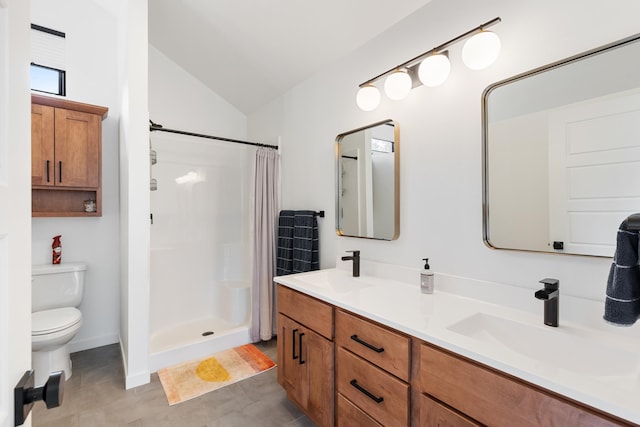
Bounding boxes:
[336,119,399,240]
[483,34,640,257]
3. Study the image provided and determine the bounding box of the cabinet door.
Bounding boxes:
[277,313,334,427]
[31,104,55,186]
[299,325,334,427]
[54,108,101,188]
[277,314,305,406]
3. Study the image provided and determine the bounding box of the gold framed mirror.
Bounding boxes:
[335,120,399,240]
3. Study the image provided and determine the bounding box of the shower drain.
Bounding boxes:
[202,331,214,336]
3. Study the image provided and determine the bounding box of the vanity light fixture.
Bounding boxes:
[356,17,501,111]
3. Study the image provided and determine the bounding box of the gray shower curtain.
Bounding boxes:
[251,147,280,341]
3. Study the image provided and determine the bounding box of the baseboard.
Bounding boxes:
[69,333,119,353]
[119,338,151,389]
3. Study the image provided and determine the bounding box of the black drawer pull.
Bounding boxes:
[350,334,384,353]
[298,332,305,365]
[292,329,299,360]
[350,379,384,403]
[46,160,50,182]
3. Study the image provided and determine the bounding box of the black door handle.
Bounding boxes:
[292,328,298,360]
[46,160,50,182]
[298,333,305,365]
[58,161,62,183]
[350,334,384,353]
[350,379,384,403]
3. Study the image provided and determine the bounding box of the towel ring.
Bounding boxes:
[627,213,640,230]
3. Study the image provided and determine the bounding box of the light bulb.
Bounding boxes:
[356,84,381,111]
[462,30,501,70]
[418,53,451,87]
[384,69,412,100]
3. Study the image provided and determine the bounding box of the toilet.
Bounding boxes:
[32,262,87,386]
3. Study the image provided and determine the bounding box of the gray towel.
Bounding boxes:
[276,210,295,276]
[276,210,319,276]
[604,219,640,326]
[292,211,319,273]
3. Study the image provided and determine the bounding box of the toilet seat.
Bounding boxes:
[32,307,82,336]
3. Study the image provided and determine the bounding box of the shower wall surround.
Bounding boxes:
[247,0,640,303]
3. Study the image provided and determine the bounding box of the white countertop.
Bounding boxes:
[274,264,640,425]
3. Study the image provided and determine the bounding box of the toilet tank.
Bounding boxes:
[32,262,87,312]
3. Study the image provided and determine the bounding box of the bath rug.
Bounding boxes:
[157,344,276,405]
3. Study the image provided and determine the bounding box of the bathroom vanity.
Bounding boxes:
[275,266,640,426]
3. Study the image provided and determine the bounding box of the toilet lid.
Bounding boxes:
[32,307,82,335]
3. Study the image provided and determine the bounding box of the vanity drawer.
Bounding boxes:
[337,393,383,427]
[336,347,409,427]
[419,343,625,427]
[277,285,333,340]
[336,309,410,381]
[419,393,481,427]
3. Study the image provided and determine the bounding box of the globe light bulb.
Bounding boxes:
[418,53,451,87]
[356,84,381,111]
[462,30,501,70]
[384,69,412,100]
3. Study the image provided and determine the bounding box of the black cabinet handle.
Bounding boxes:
[58,161,62,183]
[292,329,299,360]
[298,333,305,365]
[46,160,50,182]
[350,334,384,353]
[350,379,384,403]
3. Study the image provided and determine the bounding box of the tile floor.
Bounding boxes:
[33,340,315,427]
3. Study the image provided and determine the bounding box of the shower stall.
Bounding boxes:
[148,130,254,371]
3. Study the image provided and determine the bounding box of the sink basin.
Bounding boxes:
[448,313,640,377]
[284,269,372,294]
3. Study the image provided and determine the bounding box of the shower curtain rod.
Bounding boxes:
[149,120,278,149]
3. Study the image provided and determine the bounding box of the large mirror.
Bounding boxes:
[483,34,640,257]
[336,120,399,240]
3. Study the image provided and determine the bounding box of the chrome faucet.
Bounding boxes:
[534,278,559,327]
[341,250,360,277]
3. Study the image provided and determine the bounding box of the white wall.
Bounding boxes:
[31,0,121,352]
[248,0,640,302]
[116,0,150,390]
[149,45,247,139]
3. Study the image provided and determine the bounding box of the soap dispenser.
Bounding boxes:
[420,258,434,294]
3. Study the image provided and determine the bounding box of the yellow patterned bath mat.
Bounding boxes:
[157,344,276,405]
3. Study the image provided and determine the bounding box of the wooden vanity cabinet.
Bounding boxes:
[31,94,108,217]
[335,309,411,427]
[417,342,632,427]
[277,284,636,426]
[276,286,334,427]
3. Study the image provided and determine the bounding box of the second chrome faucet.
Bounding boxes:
[341,250,360,277]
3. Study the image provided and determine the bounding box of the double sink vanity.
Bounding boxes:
[275,30,640,427]
[274,261,640,426]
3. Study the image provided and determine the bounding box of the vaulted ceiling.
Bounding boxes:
[148,0,432,114]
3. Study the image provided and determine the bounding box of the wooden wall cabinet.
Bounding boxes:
[277,286,334,427]
[31,94,108,217]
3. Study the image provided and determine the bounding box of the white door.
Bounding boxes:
[1,1,33,426]
[548,90,640,256]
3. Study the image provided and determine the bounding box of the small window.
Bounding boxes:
[30,24,66,96]
[371,138,394,153]
[30,63,66,96]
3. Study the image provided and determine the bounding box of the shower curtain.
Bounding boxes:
[251,148,280,341]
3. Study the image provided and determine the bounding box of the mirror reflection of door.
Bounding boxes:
[548,90,640,256]
[484,33,640,256]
